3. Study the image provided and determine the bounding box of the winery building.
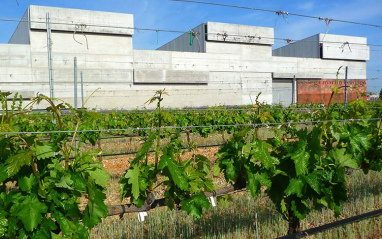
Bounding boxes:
[0,5,369,109]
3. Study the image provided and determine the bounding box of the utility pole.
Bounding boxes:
[46,13,54,99]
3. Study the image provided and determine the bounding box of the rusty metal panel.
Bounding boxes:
[297,79,367,105]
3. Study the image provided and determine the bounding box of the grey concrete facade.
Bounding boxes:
[273,33,370,61]
[0,5,369,109]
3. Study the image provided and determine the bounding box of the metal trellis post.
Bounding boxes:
[74,57,78,109]
[46,12,54,99]
[344,66,348,108]
[292,75,296,104]
[81,71,84,108]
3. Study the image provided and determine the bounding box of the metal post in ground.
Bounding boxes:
[74,57,78,109]
[46,12,54,99]
[81,71,84,108]
[344,66,348,108]
[292,75,297,105]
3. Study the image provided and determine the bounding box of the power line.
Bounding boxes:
[0,17,381,48]
[205,32,382,47]
[167,0,382,28]
[0,17,187,34]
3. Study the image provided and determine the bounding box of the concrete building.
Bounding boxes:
[0,5,368,109]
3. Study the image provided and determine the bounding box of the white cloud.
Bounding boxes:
[298,2,315,12]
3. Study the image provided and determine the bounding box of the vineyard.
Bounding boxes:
[1,88,382,238]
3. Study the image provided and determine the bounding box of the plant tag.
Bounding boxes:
[138,211,148,222]
[209,197,216,207]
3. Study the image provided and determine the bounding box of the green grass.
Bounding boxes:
[90,170,382,238]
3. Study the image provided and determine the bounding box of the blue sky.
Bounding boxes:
[1,0,381,92]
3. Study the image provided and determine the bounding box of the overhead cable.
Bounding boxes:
[167,0,382,28]
[0,17,381,47]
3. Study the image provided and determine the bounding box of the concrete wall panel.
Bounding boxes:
[29,5,134,35]
[321,42,370,61]
[133,70,208,84]
[0,44,31,67]
[241,72,272,105]
[206,22,274,45]
[30,52,133,69]
[133,50,171,70]
[319,34,367,45]
[0,68,32,83]
[30,31,133,55]
[205,42,272,58]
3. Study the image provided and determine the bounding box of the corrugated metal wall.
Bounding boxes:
[272,35,320,58]
[8,10,30,44]
[157,23,206,53]
[272,79,293,106]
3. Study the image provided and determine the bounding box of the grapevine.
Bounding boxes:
[0,85,382,237]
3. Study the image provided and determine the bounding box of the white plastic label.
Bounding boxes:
[209,197,216,207]
[138,211,148,222]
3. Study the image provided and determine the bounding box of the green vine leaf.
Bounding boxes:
[251,140,279,169]
[35,141,57,160]
[5,151,33,177]
[86,166,110,188]
[75,155,110,188]
[133,133,156,164]
[33,218,57,239]
[291,199,310,220]
[288,140,309,176]
[10,194,48,232]
[0,211,8,237]
[55,174,74,190]
[180,193,210,219]
[51,232,66,239]
[159,149,189,191]
[0,123,13,133]
[285,178,305,198]
[18,174,37,192]
[245,165,271,197]
[123,166,140,200]
[0,165,7,183]
[329,148,359,169]
[53,210,88,238]
[304,171,322,194]
[83,183,108,228]
[347,125,371,152]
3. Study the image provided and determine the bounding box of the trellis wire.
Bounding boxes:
[1,117,381,135]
